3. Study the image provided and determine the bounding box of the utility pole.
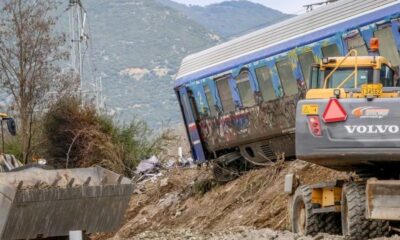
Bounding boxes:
[303,0,339,12]
[68,0,103,109]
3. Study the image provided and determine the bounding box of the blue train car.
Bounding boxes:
[174,0,400,174]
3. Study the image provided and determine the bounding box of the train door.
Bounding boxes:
[177,86,206,163]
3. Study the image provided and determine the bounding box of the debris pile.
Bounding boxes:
[101,161,345,239]
[95,159,400,240]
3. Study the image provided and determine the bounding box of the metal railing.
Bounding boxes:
[323,49,359,89]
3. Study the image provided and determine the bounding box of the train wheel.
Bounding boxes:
[291,185,321,236]
[341,182,389,240]
[212,152,244,183]
[212,161,240,183]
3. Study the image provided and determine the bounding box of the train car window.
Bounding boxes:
[310,65,321,89]
[380,64,394,87]
[298,51,316,87]
[188,82,211,119]
[255,66,277,101]
[204,84,217,117]
[375,27,400,67]
[188,90,200,121]
[216,76,235,113]
[236,70,255,107]
[180,90,194,123]
[346,34,368,56]
[276,58,298,96]
[322,44,341,57]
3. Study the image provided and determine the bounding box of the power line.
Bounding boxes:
[67,0,103,110]
[303,0,339,12]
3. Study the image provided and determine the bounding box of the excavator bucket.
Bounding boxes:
[366,179,400,220]
[0,166,133,239]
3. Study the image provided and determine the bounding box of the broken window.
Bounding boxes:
[375,26,400,67]
[322,44,341,57]
[298,51,317,87]
[235,70,255,107]
[255,66,277,101]
[276,58,298,96]
[346,34,369,56]
[216,76,235,113]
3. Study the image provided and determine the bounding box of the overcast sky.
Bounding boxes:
[172,0,314,14]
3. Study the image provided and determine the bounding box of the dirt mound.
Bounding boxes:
[105,160,349,239]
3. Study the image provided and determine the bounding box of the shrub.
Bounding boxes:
[4,134,23,161]
[42,96,176,177]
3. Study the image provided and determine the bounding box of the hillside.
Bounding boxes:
[80,0,221,127]
[64,0,292,128]
[157,0,294,38]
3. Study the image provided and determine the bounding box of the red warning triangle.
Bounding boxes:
[322,98,347,123]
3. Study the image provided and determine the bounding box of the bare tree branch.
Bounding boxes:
[0,0,76,163]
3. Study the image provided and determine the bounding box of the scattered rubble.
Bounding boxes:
[97,160,399,240]
[120,228,344,240]
[136,156,161,174]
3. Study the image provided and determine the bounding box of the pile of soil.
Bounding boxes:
[103,160,351,239]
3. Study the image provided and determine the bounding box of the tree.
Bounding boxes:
[0,0,73,163]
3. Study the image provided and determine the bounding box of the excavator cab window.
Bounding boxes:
[309,65,373,89]
[380,64,395,87]
[324,67,373,88]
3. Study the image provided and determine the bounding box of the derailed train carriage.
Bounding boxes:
[174,0,400,180]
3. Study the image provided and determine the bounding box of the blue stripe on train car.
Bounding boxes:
[175,4,400,87]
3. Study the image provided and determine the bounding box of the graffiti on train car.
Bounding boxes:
[199,91,304,151]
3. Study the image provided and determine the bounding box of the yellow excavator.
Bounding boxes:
[289,38,400,239]
[0,114,133,239]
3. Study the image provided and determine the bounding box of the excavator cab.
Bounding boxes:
[0,113,17,137]
[306,53,397,100]
[0,114,23,172]
[309,57,395,89]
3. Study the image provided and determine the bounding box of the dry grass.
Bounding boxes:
[41,96,177,176]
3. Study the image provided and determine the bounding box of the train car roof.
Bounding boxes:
[175,0,400,87]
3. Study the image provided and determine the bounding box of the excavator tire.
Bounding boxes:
[341,182,389,240]
[291,186,342,236]
[321,213,341,235]
[291,185,322,236]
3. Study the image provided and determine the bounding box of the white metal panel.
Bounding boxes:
[176,0,399,81]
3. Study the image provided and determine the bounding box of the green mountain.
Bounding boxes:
[157,0,294,38]
[65,0,292,128]
[81,0,222,127]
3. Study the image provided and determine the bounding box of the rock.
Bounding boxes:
[160,178,169,187]
[158,192,179,208]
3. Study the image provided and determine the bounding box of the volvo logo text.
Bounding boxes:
[344,125,400,134]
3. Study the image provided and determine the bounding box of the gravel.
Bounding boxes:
[114,227,347,240]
